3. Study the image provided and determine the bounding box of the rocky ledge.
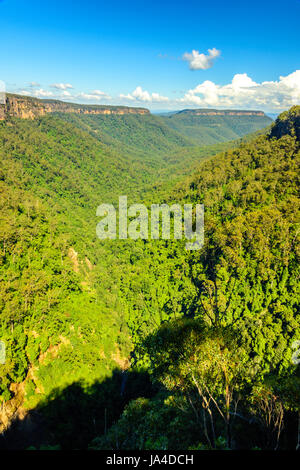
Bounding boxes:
[0,93,150,120]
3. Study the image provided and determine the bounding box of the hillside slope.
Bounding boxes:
[0,106,298,450]
[93,107,300,451]
[0,110,221,440]
[55,112,192,158]
[121,107,300,365]
[1,94,272,149]
[160,108,273,145]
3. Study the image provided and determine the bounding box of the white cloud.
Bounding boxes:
[13,70,300,112]
[183,48,221,70]
[28,81,41,87]
[61,90,72,97]
[120,86,169,103]
[76,90,111,101]
[151,92,169,102]
[50,83,73,90]
[119,93,135,101]
[32,88,55,98]
[132,86,152,101]
[91,90,108,97]
[178,71,300,110]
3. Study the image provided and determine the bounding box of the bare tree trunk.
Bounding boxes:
[207,407,216,449]
[226,416,232,449]
[202,408,212,448]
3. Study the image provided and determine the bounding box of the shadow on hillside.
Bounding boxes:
[0,368,155,450]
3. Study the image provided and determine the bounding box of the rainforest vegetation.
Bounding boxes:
[0,105,299,450]
[159,110,272,146]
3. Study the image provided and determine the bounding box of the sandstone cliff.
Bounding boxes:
[0,93,150,120]
[177,108,266,117]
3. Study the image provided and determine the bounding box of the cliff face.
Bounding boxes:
[0,94,268,121]
[0,94,150,120]
[178,109,266,116]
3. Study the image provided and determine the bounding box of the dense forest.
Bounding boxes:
[0,103,299,450]
[159,109,272,146]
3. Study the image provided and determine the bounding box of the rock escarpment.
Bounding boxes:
[0,93,150,120]
[177,109,266,116]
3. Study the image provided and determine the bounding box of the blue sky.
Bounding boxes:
[0,0,299,111]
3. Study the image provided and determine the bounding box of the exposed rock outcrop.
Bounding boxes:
[177,108,266,116]
[0,93,150,120]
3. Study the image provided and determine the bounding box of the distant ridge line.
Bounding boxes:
[0,93,150,120]
[176,108,266,117]
[0,93,267,121]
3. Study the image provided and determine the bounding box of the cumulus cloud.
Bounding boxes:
[50,83,73,90]
[92,90,109,96]
[13,70,300,112]
[119,93,135,101]
[183,48,221,70]
[76,90,111,101]
[120,86,169,103]
[31,88,55,98]
[61,90,71,96]
[28,81,41,87]
[17,85,111,103]
[178,71,300,110]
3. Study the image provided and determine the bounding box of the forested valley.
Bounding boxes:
[0,101,299,450]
